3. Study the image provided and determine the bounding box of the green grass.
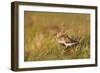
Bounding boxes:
[24,11,90,61]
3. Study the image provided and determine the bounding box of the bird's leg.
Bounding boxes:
[61,48,65,56]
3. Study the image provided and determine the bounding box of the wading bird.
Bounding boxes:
[55,31,79,48]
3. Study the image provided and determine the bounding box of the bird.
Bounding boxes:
[55,31,79,48]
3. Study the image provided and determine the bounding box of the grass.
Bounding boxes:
[24,11,90,61]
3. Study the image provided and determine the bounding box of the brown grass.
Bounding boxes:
[24,11,90,61]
